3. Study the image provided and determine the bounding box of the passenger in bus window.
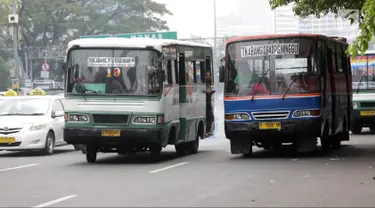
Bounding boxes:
[203,71,215,136]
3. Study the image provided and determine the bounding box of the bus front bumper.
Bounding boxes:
[64,128,163,146]
[225,119,320,138]
[351,110,375,125]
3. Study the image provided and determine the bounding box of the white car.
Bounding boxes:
[0,96,79,155]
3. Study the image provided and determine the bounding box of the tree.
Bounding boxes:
[269,0,375,56]
[0,0,172,79]
[0,58,11,90]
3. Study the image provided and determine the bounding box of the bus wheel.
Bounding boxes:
[175,144,187,156]
[186,132,200,154]
[243,147,253,158]
[350,124,362,134]
[86,144,97,163]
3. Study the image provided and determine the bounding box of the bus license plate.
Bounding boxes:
[101,129,121,137]
[259,122,281,130]
[0,137,15,143]
[360,111,375,116]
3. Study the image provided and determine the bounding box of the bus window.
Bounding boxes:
[336,44,344,73]
[199,61,206,83]
[186,61,195,83]
[166,60,173,85]
[205,56,212,84]
[171,60,176,84]
[178,54,185,85]
[195,61,201,83]
[174,60,179,84]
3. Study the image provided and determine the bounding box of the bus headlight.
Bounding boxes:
[292,109,321,118]
[225,113,250,121]
[352,102,358,109]
[68,114,89,122]
[133,116,157,124]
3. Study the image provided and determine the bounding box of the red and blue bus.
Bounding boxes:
[219,34,352,157]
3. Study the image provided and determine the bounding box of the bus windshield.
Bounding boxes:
[351,55,375,91]
[66,48,162,96]
[225,38,318,96]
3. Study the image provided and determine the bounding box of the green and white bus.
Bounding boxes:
[63,37,214,163]
[350,50,375,134]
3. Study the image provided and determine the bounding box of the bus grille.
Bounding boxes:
[251,111,290,120]
[92,114,129,124]
[360,102,375,108]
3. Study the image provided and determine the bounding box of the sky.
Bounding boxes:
[154,0,274,39]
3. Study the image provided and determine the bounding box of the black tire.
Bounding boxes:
[370,126,375,131]
[186,129,201,154]
[150,144,162,161]
[73,144,82,151]
[81,145,87,154]
[86,144,97,163]
[243,144,253,158]
[175,144,187,156]
[350,124,362,134]
[41,131,55,155]
[331,139,341,150]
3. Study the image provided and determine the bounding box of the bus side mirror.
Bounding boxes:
[219,66,224,83]
[158,70,166,83]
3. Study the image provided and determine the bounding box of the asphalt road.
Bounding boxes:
[1,130,375,207]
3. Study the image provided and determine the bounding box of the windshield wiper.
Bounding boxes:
[356,72,367,93]
[251,69,270,101]
[281,72,306,100]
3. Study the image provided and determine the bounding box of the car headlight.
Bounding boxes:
[352,102,358,109]
[225,113,250,121]
[133,116,157,124]
[68,114,89,122]
[292,109,321,118]
[29,123,47,131]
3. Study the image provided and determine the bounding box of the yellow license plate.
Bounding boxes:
[259,122,281,130]
[101,129,121,137]
[360,111,375,116]
[0,137,15,143]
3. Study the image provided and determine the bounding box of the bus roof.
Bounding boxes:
[67,38,212,52]
[226,33,348,45]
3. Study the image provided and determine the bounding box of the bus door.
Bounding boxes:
[205,55,215,134]
[327,47,338,134]
[334,43,349,132]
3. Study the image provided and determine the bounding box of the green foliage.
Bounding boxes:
[269,0,375,56]
[0,58,11,89]
[0,0,172,48]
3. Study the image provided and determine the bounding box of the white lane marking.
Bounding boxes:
[33,195,77,208]
[149,162,189,174]
[0,163,38,172]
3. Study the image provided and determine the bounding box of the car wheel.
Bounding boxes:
[41,131,55,155]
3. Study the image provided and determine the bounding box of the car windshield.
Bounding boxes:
[225,38,318,96]
[0,99,50,116]
[66,48,162,96]
[351,55,375,91]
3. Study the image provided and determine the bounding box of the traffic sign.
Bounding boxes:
[41,62,50,71]
[80,31,178,40]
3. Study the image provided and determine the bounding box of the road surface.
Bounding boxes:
[0,130,375,207]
